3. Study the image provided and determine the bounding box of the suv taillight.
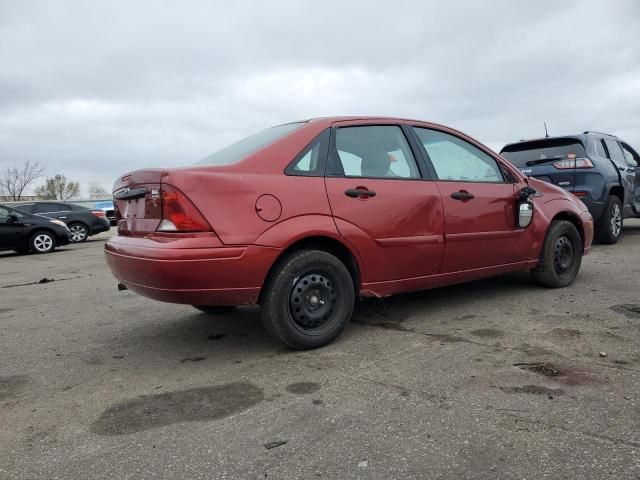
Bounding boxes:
[157,184,212,232]
[553,158,594,169]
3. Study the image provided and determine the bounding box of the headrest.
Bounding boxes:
[361,151,391,177]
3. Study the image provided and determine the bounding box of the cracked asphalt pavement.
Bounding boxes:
[1,221,640,479]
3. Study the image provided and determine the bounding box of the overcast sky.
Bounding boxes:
[1,0,639,195]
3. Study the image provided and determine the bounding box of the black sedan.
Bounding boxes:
[0,204,71,254]
[11,201,110,242]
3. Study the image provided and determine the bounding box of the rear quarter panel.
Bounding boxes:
[162,121,333,246]
[164,172,334,245]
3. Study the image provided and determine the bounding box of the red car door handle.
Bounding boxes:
[451,191,474,201]
[345,188,376,198]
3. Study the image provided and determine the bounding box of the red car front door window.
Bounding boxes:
[412,127,529,272]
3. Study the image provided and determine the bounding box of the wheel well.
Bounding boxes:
[258,236,361,304]
[552,212,584,247]
[609,186,624,204]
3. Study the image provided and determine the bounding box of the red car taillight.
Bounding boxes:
[552,158,594,169]
[157,184,212,232]
[91,210,106,218]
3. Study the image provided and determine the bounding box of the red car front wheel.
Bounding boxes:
[531,220,582,288]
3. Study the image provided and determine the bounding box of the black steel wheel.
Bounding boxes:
[531,220,582,288]
[289,272,339,334]
[261,250,355,350]
[552,235,574,275]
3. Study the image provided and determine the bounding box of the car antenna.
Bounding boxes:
[544,122,550,138]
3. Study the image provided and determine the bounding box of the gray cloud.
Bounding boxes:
[1,0,639,193]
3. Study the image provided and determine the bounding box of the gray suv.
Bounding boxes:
[501,132,640,244]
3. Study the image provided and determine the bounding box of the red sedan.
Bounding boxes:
[105,117,593,349]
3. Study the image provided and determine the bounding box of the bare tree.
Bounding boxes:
[0,161,45,201]
[35,174,81,200]
[88,181,108,197]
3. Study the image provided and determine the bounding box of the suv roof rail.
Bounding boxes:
[583,130,614,137]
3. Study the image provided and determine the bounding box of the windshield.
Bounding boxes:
[501,138,586,167]
[196,122,305,166]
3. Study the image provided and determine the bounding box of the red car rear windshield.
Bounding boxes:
[196,122,304,166]
[501,138,586,167]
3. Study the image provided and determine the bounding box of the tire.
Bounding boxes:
[193,305,236,314]
[531,220,582,288]
[260,250,355,350]
[594,195,623,244]
[68,223,89,243]
[29,231,56,254]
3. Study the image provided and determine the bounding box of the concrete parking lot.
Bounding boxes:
[1,222,640,479]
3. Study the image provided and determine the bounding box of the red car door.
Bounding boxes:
[324,124,445,283]
[412,126,528,272]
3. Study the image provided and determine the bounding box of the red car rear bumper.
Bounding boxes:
[104,234,281,305]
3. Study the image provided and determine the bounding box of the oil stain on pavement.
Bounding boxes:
[470,328,504,338]
[351,318,465,343]
[516,362,605,386]
[501,385,564,396]
[91,382,264,435]
[286,382,321,394]
[0,375,28,401]
[610,304,640,319]
[548,328,582,338]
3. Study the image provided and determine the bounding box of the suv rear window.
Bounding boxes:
[196,122,304,166]
[500,138,586,167]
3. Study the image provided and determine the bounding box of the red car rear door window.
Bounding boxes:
[325,125,445,282]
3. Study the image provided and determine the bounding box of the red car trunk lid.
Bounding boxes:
[113,169,165,235]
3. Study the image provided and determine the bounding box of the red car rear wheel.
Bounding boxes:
[260,250,354,350]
